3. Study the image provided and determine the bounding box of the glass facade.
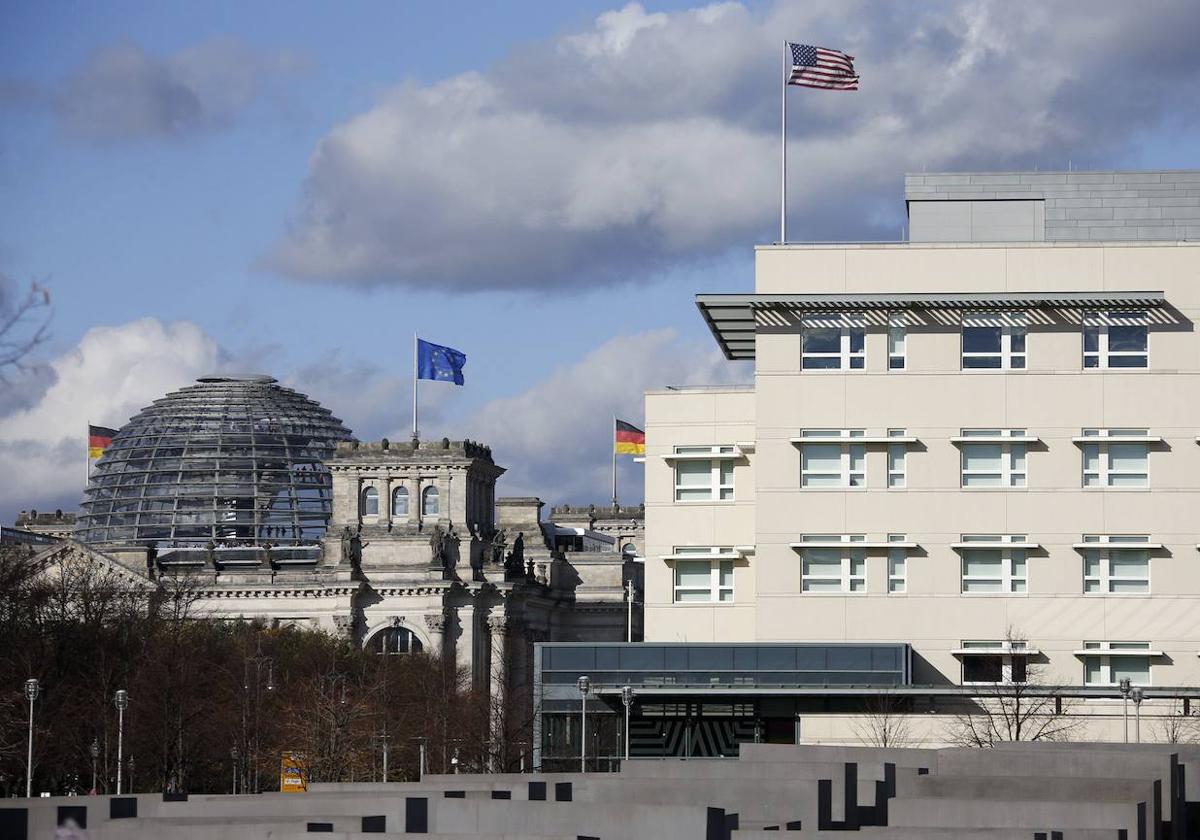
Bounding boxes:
[76,375,353,548]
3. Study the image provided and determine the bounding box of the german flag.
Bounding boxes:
[88,424,117,459]
[614,419,645,456]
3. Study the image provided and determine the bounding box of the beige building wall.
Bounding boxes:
[647,241,1200,694]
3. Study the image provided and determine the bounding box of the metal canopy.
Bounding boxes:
[696,290,1167,360]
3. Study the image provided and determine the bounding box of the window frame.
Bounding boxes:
[391,485,409,518]
[421,485,440,517]
[959,535,1028,594]
[360,485,380,517]
[959,429,1028,488]
[799,535,867,594]
[799,430,866,489]
[1084,310,1148,370]
[1082,641,1152,686]
[1081,429,1150,488]
[887,534,907,594]
[888,313,907,371]
[959,640,1030,686]
[1082,536,1150,595]
[961,311,1027,370]
[887,429,907,489]
[673,446,736,503]
[672,547,735,604]
[801,313,866,371]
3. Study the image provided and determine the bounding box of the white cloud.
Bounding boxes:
[267,0,1200,292]
[458,329,750,505]
[52,38,308,142]
[0,319,222,515]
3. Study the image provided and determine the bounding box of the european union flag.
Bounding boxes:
[417,339,466,385]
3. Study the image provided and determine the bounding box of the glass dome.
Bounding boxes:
[77,375,353,548]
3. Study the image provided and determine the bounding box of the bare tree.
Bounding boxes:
[855,690,913,748]
[950,627,1081,747]
[1152,698,1198,744]
[0,277,52,379]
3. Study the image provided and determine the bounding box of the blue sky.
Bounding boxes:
[2,0,1199,521]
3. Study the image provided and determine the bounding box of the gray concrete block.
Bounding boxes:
[1112,207,1163,220]
[1064,173,1117,184]
[1020,173,1070,185]
[1138,226,1184,239]
[1163,205,1200,219]
[1112,172,1164,183]
[970,174,1024,185]
[1148,196,1200,207]
[1055,198,1104,208]
[1064,208,1115,220]
[1100,197,1151,207]
[1087,227,1139,240]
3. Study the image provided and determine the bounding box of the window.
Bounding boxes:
[887,429,907,489]
[1081,429,1149,488]
[1082,641,1152,686]
[959,535,1028,593]
[802,314,865,370]
[672,547,734,603]
[1082,536,1150,594]
[887,534,907,593]
[799,536,866,593]
[391,486,409,518]
[673,446,735,502]
[1084,311,1147,369]
[888,314,906,370]
[959,429,1027,487]
[360,486,379,517]
[421,485,439,517]
[962,312,1026,369]
[960,640,1029,685]
[799,430,865,488]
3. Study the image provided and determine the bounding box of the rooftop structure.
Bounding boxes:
[75,375,353,549]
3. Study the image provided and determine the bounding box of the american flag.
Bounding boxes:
[788,42,859,90]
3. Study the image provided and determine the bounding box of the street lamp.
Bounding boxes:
[624,580,636,643]
[114,689,129,795]
[376,732,391,782]
[90,738,100,795]
[621,686,634,762]
[1119,678,1132,743]
[24,678,39,798]
[576,676,591,773]
[230,746,239,795]
[1130,686,1145,744]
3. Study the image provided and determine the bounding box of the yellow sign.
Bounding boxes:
[280,752,308,793]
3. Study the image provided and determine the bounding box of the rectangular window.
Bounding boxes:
[888,314,906,370]
[1084,311,1148,369]
[962,312,1027,369]
[799,430,865,488]
[673,446,735,502]
[960,640,1029,685]
[959,535,1028,593]
[1081,429,1149,488]
[887,429,907,489]
[1082,641,1151,686]
[959,429,1027,488]
[887,534,907,594]
[1082,536,1150,594]
[802,313,865,370]
[799,536,866,593]
[672,547,734,603]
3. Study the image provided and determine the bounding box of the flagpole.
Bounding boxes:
[612,415,618,508]
[781,40,787,244]
[412,333,419,442]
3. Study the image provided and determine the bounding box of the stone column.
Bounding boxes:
[423,612,448,661]
[455,601,477,689]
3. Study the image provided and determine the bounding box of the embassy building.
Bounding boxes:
[534,170,1200,764]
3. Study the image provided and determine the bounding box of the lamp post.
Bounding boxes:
[244,651,275,794]
[24,678,39,798]
[621,686,634,762]
[90,738,100,795]
[376,733,390,782]
[230,746,239,795]
[1131,686,1145,744]
[1119,678,1132,743]
[576,676,591,773]
[114,690,128,795]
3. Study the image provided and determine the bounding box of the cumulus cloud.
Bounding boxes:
[458,329,750,505]
[267,0,1200,292]
[0,319,224,517]
[49,38,308,142]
